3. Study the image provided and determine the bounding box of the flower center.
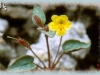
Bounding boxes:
[60,28,62,31]
[58,19,64,24]
[58,27,64,31]
[60,21,63,24]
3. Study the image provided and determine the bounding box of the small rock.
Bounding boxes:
[0,63,6,70]
[0,42,17,68]
[1,6,29,20]
[0,18,8,32]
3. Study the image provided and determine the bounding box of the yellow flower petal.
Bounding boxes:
[60,15,68,21]
[65,21,72,30]
[48,22,59,31]
[56,28,66,36]
[51,15,59,22]
[55,15,68,25]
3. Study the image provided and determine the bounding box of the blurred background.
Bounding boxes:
[0,3,99,71]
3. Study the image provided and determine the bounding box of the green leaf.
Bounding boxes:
[37,27,56,38]
[62,39,91,53]
[8,55,37,72]
[32,5,46,26]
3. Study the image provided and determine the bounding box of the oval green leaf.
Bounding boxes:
[37,27,56,38]
[32,5,46,26]
[8,55,37,72]
[62,39,91,53]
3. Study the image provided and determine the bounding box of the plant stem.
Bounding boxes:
[29,47,46,68]
[52,36,63,68]
[45,35,51,68]
[33,63,43,69]
[52,52,65,69]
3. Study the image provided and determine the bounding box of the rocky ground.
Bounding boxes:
[0,3,99,71]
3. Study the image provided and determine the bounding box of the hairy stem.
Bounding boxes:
[29,47,46,68]
[33,63,43,69]
[52,52,65,69]
[45,35,51,68]
[52,36,63,68]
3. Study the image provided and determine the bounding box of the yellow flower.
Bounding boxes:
[48,15,72,36]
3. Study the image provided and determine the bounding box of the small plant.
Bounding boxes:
[7,5,91,72]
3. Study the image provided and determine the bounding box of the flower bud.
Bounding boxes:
[33,15,44,27]
[7,36,31,49]
[15,36,31,49]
